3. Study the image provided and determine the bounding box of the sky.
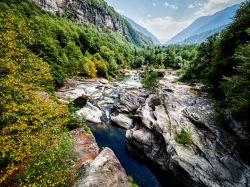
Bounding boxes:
[104,0,244,43]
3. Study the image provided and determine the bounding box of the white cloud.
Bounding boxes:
[195,0,242,16]
[139,17,192,43]
[188,4,195,8]
[153,3,157,7]
[147,14,152,18]
[163,2,179,10]
[188,1,203,9]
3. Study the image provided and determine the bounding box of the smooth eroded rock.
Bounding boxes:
[126,71,250,187]
[77,102,103,124]
[111,113,133,129]
[73,148,129,187]
[70,128,99,171]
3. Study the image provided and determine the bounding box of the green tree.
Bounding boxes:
[0,12,75,186]
[141,71,160,91]
[220,38,250,123]
[63,41,84,75]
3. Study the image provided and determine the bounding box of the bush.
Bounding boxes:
[19,128,76,186]
[141,71,159,91]
[67,114,92,134]
[68,97,88,113]
[175,129,193,145]
[128,112,134,119]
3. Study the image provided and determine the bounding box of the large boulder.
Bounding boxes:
[71,129,129,187]
[126,73,250,187]
[70,128,99,171]
[118,89,147,112]
[73,148,129,187]
[76,102,103,124]
[111,113,133,129]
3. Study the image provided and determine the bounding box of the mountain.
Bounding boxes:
[166,4,240,44]
[29,0,153,47]
[124,16,160,45]
[179,25,228,44]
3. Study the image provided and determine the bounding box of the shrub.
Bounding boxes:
[19,127,76,186]
[68,97,88,113]
[175,129,193,145]
[67,114,92,134]
[128,112,134,119]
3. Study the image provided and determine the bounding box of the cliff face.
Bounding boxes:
[28,0,153,46]
[29,0,125,35]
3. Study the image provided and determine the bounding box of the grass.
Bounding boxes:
[175,129,193,145]
[128,176,139,187]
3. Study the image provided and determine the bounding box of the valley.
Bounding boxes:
[0,0,249,187]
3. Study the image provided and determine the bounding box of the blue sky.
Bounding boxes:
[105,0,244,43]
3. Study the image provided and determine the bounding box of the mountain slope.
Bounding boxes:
[166,4,240,44]
[180,25,228,44]
[29,0,153,47]
[124,16,160,45]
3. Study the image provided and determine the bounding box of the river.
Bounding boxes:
[88,74,171,187]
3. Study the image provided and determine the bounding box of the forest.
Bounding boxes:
[0,0,249,186]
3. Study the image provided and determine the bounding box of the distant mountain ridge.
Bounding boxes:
[124,16,160,44]
[179,25,228,44]
[166,4,240,44]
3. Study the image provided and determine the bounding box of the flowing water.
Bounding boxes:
[86,74,167,187]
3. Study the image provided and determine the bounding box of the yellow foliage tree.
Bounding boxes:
[0,13,75,186]
[81,56,97,78]
[93,58,108,78]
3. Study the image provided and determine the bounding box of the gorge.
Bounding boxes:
[0,0,249,187]
[56,70,250,187]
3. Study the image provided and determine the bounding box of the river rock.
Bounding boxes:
[126,72,250,187]
[100,78,109,84]
[119,89,147,112]
[111,114,133,129]
[77,102,103,124]
[70,128,99,171]
[71,129,129,187]
[74,148,129,187]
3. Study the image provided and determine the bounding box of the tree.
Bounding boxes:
[220,36,250,124]
[80,56,97,78]
[0,12,75,186]
[141,71,159,91]
[63,41,84,75]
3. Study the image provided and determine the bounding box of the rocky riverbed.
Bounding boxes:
[56,70,250,187]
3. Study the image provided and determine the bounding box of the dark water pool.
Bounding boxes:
[88,121,169,187]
